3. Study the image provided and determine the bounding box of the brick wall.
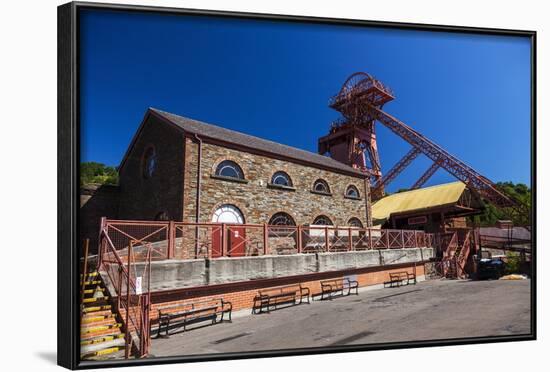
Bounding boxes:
[118,114,185,222]
[145,263,425,324]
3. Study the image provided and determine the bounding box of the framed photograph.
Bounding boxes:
[58,1,536,369]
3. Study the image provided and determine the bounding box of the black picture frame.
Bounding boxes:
[58,2,536,369]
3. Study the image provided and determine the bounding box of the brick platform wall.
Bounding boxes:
[147,263,425,323]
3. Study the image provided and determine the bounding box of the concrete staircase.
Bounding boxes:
[80,272,126,360]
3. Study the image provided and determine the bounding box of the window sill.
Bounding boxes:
[267,183,296,191]
[210,175,249,184]
[310,190,333,197]
[344,195,362,201]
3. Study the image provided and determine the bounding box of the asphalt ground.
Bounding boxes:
[150,279,531,357]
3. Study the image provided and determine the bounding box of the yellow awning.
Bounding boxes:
[372,181,466,223]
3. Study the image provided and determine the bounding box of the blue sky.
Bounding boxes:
[80,9,532,191]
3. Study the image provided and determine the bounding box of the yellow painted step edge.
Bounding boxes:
[82,346,124,357]
[82,296,109,303]
[81,323,122,333]
[80,272,98,278]
[82,305,111,312]
[81,315,114,324]
[81,334,124,346]
[83,288,105,295]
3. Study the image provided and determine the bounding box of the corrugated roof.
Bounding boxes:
[149,108,366,176]
[479,227,531,241]
[372,182,466,222]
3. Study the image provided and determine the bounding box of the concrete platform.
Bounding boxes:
[132,247,434,291]
[149,279,531,357]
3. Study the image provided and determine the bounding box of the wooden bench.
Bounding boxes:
[155,298,232,338]
[253,284,310,314]
[318,277,359,300]
[384,271,416,288]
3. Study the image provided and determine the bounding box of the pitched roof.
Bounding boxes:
[148,108,365,177]
[372,182,467,223]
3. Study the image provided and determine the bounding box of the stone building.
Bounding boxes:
[85,107,436,331]
[117,107,372,231]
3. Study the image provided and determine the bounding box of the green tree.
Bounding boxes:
[80,162,119,186]
[469,181,531,227]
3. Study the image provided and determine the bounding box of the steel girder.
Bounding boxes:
[368,104,526,214]
[411,162,440,189]
[371,147,421,198]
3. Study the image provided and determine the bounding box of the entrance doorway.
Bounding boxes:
[211,204,246,257]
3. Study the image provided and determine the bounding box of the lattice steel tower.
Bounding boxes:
[319,72,529,223]
[319,72,394,189]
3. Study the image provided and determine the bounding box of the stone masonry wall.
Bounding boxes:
[181,139,370,257]
[117,114,185,222]
[79,184,119,254]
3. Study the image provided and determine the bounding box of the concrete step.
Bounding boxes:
[82,280,102,286]
[82,313,115,323]
[81,317,117,327]
[82,347,126,361]
[80,327,122,340]
[82,305,112,313]
[82,287,105,296]
[81,323,121,334]
[80,336,126,355]
[81,333,124,346]
[82,296,109,304]
[82,310,113,319]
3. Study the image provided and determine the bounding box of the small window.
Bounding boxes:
[269,212,296,226]
[271,171,293,187]
[312,179,331,194]
[142,147,157,179]
[155,211,169,221]
[348,217,363,228]
[346,185,360,199]
[215,160,244,180]
[312,215,333,226]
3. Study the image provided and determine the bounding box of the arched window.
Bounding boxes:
[346,185,360,198]
[269,212,296,226]
[215,160,244,180]
[142,146,157,179]
[348,217,363,228]
[271,171,293,187]
[155,211,169,221]
[312,179,331,194]
[211,204,245,224]
[312,215,333,226]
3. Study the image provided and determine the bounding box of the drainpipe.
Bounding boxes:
[194,134,202,257]
[364,177,372,227]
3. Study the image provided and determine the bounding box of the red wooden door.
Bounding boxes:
[228,226,246,257]
[211,226,223,258]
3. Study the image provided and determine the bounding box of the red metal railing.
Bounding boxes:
[99,219,435,262]
[98,219,157,359]
[96,218,436,358]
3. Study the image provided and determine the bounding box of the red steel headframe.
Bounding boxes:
[326,72,529,221]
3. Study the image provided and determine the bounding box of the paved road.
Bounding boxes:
[150,279,531,357]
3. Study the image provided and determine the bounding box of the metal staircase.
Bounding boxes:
[437,229,476,279]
